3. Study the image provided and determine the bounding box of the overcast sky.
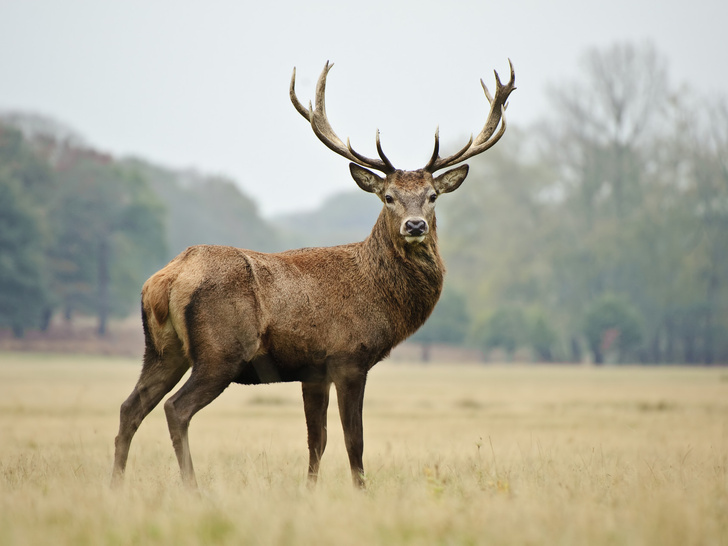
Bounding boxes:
[1,0,725,217]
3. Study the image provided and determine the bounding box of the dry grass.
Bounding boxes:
[1,353,726,545]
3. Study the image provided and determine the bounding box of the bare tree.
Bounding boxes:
[546,42,670,219]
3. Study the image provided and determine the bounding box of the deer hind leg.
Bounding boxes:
[163,363,238,489]
[332,368,368,488]
[302,380,332,485]
[112,343,190,487]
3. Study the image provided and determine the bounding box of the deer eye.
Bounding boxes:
[385,194,394,204]
[429,193,438,203]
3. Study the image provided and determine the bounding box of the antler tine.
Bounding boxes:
[426,126,440,169]
[291,62,395,173]
[480,78,494,104]
[375,129,396,172]
[425,126,474,172]
[425,59,516,173]
[289,67,312,121]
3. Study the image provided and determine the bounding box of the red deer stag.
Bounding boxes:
[111,60,515,489]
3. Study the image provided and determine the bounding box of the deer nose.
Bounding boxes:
[404,218,428,237]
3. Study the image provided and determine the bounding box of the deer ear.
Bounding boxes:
[350,163,385,194]
[433,165,469,194]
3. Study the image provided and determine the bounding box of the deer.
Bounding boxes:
[111,60,515,489]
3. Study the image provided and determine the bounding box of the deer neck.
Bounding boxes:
[360,209,445,341]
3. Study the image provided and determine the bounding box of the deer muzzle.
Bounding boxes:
[402,218,429,243]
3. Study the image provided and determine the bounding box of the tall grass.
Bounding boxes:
[1,353,726,545]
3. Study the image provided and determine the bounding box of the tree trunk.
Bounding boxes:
[704,271,718,365]
[570,337,582,363]
[421,342,431,363]
[590,340,604,365]
[40,307,52,332]
[97,238,110,337]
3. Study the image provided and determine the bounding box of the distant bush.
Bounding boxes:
[584,294,644,364]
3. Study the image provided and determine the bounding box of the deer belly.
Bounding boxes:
[233,353,326,385]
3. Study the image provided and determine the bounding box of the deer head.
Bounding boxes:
[290,61,516,245]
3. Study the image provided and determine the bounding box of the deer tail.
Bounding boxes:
[142,270,175,326]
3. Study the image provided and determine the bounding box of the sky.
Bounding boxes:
[1,0,726,217]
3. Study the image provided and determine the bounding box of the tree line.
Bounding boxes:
[0,115,280,337]
[432,43,728,364]
[1,42,726,363]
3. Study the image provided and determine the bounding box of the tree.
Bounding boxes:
[0,174,48,336]
[439,128,561,361]
[0,123,56,336]
[471,307,527,361]
[584,294,643,364]
[49,150,166,334]
[664,97,728,363]
[2,114,279,338]
[540,43,680,361]
[546,42,669,219]
[527,308,559,362]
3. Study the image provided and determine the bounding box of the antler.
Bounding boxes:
[290,61,396,174]
[424,60,516,173]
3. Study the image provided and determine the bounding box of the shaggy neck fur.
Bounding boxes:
[358,208,445,346]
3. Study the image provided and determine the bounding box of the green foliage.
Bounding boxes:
[470,306,559,362]
[0,124,56,335]
[0,123,55,194]
[0,115,281,337]
[527,309,560,362]
[584,295,644,364]
[440,42,728,364]
[45,149,167,333]
[471,307,526,359]
[0,174,48,335]
[0,119,169,335]
[411,286,470,360]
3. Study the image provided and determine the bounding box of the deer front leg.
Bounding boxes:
[333,370,368,488]
[302,380,332,485]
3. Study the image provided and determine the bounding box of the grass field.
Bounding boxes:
[0,352,726,545]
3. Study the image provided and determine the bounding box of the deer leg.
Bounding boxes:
[302,380,332,484]
[333,370,368,488]
[111,350,189,487]
[163,366,235,489]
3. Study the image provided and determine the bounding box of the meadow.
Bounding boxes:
[0,352,726,545]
